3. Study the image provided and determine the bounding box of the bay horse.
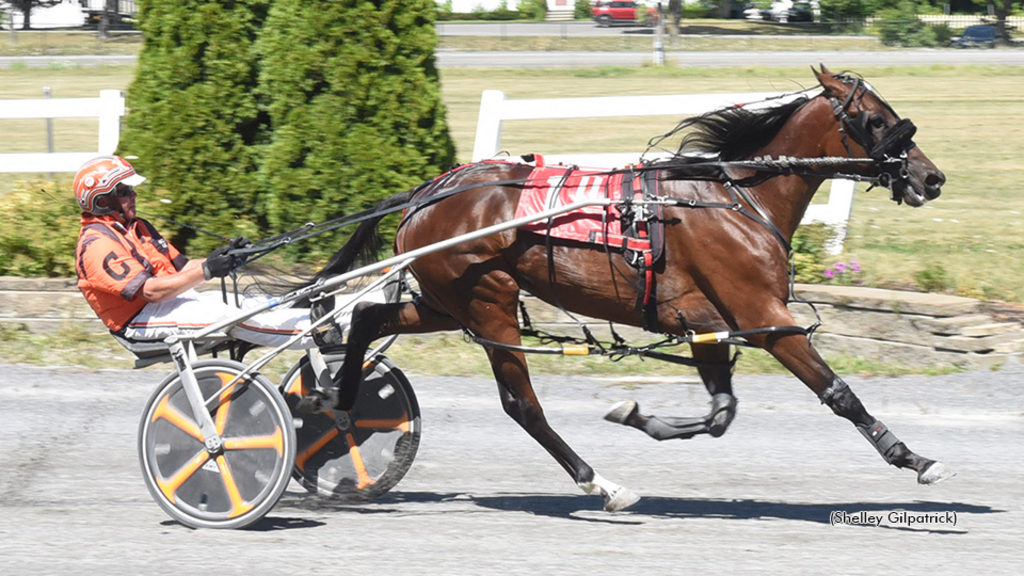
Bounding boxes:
[299,66,951,511]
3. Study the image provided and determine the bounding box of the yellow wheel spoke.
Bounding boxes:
[354,413,410,434]
[151,395,203,442]
[155,449,209,503]
[345,433,375,490]
[285,372,308,396]
[215,455,255,519]
[294,428,339,472]
[213,373,237,436]
[223,427,284,457]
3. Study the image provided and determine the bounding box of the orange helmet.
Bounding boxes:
[73,155,147,215]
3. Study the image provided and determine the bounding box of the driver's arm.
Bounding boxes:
[140,259,208,303]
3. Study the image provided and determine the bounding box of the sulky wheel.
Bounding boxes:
[138,359,297,530]
[280,354,420,500]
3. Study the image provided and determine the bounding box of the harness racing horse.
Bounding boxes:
[300,66,952,511]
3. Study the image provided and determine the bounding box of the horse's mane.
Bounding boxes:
[657,96,812,161]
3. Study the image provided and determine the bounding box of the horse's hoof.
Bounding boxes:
[918,461,956,485]
[295,390,337,415]
[604,487,641,512]
[604,400,638,424]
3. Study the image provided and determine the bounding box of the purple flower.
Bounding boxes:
[824,269,835,279]
[834,262,847,274]
[850,258,861,273]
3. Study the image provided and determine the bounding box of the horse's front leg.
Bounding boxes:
[605,343,739,440]
[751,301,954,485]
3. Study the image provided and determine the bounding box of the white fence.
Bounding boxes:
[0,89,125,173]
[473,89,856,253]
[917,14,1024,31]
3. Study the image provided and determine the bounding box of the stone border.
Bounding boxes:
[2,277,1021,368]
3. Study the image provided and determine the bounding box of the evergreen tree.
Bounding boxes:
[118,0,270,254]
[256,0,455,263]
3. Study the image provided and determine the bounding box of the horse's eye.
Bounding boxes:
[871,115,887,129]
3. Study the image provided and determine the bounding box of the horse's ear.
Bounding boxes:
[814,64,845,96]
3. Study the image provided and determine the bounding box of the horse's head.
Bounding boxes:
[814,65,945,207]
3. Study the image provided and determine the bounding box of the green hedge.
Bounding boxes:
[118,0,269,256]
[255,0,455,262]
[116,0,453,264]
[0,181,79,277]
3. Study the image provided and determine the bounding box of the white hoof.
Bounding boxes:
[578,472,641,512]
[604,400,638,424]
[604,487,641,512]
[918,461,956,485]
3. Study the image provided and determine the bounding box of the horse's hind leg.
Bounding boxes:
[457,271,639,512]
[299,299,461,413]
[751,302,954,485]
[605,343,738,440]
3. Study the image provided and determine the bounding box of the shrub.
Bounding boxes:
[255,0,455,263]
[915,264,952,292]
[791,222,833,283]
[818,0,878,22]
[0,182,78,277]
[683,2,714,19]
[118,0,270,257]
[575,0,591,20]
[877,1,940,47]
[518,0,547,21]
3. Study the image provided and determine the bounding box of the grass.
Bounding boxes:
[0,30,142,56]
[0,322,956,379]
[1,62,1021,375]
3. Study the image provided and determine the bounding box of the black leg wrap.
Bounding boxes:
[707,393,738,438]
[856,419,903,465]
[820,376,904,466]
[641,393,737,441]
[818,375,849,407]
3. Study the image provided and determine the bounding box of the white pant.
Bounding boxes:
[122,288,382,350]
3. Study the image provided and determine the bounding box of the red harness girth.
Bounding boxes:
[516,162,663,332]
[515,165,653,253]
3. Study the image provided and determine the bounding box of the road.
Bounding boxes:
[0,361,1021,575]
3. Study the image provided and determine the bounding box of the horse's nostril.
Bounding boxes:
[926,171,946,188]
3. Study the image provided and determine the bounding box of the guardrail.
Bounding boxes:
[472,89,857,253]
[0,89,124,173]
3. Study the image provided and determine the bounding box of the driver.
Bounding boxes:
[72,155,383,354]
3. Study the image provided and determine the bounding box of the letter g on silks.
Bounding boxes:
[818,376,902,465]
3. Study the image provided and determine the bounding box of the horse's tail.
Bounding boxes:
[262,188,415,299]
[311,188,415,282]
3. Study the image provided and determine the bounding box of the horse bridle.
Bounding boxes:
[827,75,920,204]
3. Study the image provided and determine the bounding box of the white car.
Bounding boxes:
[2,0,86,29]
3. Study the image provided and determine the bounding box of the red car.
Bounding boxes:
[592,1,657,27]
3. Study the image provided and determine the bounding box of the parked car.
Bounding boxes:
[592,1,656,27]
[766,1,813,22]
[953,24,997,48]
[743,3,770,20]
[747,1,814,23]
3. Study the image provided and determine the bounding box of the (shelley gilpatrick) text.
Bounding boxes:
[829,510,957,527]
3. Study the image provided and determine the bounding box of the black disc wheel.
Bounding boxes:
[138,359,297,529]
[280,354,420,500]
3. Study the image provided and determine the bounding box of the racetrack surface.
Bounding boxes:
[0,362,1021,575]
